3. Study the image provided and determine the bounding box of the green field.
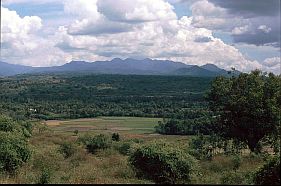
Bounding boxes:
[45,117,163,134]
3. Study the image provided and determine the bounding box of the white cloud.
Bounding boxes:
[1,6,69,67]
[232,25,250,35]
[257,25,272,33]
[1,0,279,74]
[97,0,177,22]
[57,7,263,72]
[261,57,280,74]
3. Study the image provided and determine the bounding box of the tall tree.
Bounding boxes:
[207,70,280,152]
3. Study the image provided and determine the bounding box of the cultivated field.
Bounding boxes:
[45,117,162,134]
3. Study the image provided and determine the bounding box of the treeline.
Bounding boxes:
[0,74,212,120]
[156,70,281,153]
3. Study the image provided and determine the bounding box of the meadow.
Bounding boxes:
[0,116,266,184]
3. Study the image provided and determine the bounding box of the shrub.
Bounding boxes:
[37,168,52,184]
[86,134,112,154]
[0,132,31,173]
[188,134,214,160]
[58,142,77,158]
[73,130,79,136]
[129,141,198,184]
[118,142,131,155]
[254,155,280,185]
[112,133,120,141]
[77,133,92,145]
[220,171,253,184]
[231,154,241,171]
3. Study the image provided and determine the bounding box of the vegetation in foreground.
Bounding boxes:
[0,71,280,184]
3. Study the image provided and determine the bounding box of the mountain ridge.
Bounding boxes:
[0,59,239,77]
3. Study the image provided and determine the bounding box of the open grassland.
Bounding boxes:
[0,117,266,184]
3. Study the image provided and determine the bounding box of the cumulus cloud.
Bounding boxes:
[57,5,263,73]
[261,57,280,74]
[97,0,177,23]
[1,6,69,66]
[1,0,279,74]
[190,0,280,47]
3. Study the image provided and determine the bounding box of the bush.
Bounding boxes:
[129,141,198,184]
[220,171,253,184]
[254,155,280,185]
[0,115,17,132]
[58,142,77,158]
[37,168,52,184]
[231,154,241,171]
[118,142,131,155]
[112,133,120,141]
[188,134,215,160]
[85,134,112,154]
[73,130,79,136]
[0,132,31,173]
[77,133,92,145]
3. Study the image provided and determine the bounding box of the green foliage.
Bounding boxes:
[0,132,31,173]
[58,142,77,158]
[254,155,280,185]
[84,134,112,154]
[188,134,223,160]
[231,154,241,171]
[118,142,132,155]
[155,117,215,135]
[0,74,212,120]
[220,171,253,185]
[0,115,32,173]
[0,115,18,132]
[37,168,52,184]
[73,130,79,136]
[112,133,120,141]
[77,133,92,145]
[207,70,281,152]
[129,141,198,184]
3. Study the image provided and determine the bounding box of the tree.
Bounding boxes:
[207,70,280,152]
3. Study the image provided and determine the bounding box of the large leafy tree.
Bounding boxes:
[207,70,280,152]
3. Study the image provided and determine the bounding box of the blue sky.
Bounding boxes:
[1,0,280,73]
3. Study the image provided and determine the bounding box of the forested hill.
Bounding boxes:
[0,74,213,120]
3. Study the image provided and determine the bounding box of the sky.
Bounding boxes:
[0,0,280,74]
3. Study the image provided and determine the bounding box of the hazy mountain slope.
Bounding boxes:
[0,59,238,77]
[0,61,33,76]
[173,65,220,77]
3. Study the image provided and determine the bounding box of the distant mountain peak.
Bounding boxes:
[111,58,123,62]
[0,59,238,77]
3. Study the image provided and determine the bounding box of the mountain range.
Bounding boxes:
[0,58,239,77]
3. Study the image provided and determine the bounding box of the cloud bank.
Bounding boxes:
[1,0,280,74]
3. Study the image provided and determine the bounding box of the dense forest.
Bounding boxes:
[0,74,212,120]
